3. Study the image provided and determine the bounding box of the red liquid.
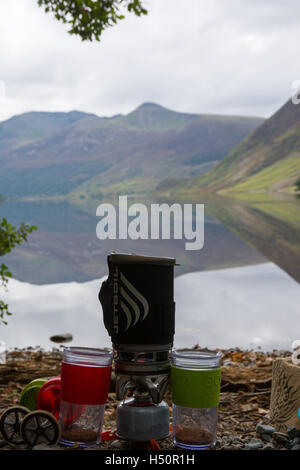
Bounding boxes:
[61,362,112,405]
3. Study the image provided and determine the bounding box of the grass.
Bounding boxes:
[66,176,160,214]
[226,153,300,193]
[96,177,158,196]
[250,200,300,228]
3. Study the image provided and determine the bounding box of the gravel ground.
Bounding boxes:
[0,347,297,451]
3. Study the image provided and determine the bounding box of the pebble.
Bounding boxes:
[256,424,275,436]
[272,432,290,447]
[261,433,272,442]
[214,440,221,449]
[223,360,236,366]
[287,427,297,440]
[245,439,264,450]
[110,440,131,450]
[50,333,73,343]
[263,443,275,450]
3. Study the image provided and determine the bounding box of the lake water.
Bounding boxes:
[1,262,299,352]
[0,196,299,352]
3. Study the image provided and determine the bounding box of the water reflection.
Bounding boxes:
[1,263,299,351]
[0,200,264,283]
[206,197,300,283]
[174,263,300,351]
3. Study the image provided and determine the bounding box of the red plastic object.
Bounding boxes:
[36,377,61,420]
[101,429,117,441]
[61,362,112,405]
[149,439,161,450]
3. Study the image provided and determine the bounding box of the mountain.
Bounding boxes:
[185,99,300,194]
[0,104,266,284]
[112,102,191,131]
[0,110,92,154]
[0,103,263,202]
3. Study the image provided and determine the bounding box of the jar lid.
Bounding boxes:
[63,347,113,367]
[171,349,222,369]
[37,377,61,419]
[19,378,47,411]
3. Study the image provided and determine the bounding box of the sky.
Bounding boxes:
[0,0,300,122]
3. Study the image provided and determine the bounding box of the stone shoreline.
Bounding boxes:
[0,347,297,450]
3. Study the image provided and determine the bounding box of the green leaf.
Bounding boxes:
[37,0,147,41]
[0,214,37,324]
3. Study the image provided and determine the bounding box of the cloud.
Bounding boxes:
[0,0,299,122]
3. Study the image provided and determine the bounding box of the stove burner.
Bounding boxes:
[99,253,176,441]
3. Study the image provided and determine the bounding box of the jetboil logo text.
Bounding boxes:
[96,196,204,251]
[113,266,149,334]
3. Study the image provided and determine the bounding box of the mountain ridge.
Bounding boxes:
[0,103,264,201]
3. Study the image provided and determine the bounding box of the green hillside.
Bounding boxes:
[183,99,300,195]
[226,154,300,194]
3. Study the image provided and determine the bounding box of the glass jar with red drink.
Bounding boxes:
[59,347,113,447]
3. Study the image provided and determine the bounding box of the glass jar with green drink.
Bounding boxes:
[171,349,222,450]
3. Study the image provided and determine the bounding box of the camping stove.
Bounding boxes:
[99,253,176,441]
